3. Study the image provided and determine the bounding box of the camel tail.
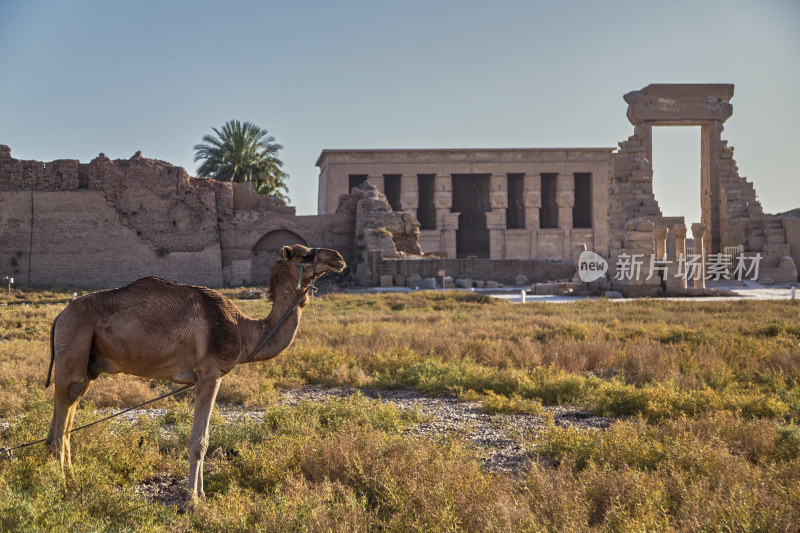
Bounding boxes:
[45,316,57,388]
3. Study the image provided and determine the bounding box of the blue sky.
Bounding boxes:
[1,1,798,220]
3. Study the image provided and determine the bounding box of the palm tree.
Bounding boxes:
[194,120,289,201]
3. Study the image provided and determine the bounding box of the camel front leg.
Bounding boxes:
[186,375,221,502]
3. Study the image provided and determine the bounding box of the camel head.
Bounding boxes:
[279,244,346,288]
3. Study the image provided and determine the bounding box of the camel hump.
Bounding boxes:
[127,277,178,288]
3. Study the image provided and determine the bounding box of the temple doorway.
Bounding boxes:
[452,173,490,258]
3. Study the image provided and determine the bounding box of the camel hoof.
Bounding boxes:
[180,490,204,512]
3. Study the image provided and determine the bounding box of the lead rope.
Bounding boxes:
[1,383,194,459]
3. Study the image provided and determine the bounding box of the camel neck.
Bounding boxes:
[240,282,308,365]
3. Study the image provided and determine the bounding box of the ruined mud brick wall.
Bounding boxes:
[0,146,358,288]
[0,148,225,287]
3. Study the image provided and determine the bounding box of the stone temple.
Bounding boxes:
[317,84,798,293]
[1,84,797,293]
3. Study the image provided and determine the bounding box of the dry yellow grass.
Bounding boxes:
[1,288,799,529]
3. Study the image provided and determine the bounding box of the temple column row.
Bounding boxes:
[371,172,581,232]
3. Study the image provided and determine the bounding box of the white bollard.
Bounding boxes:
[72,292,78,301]
[520,290,526,304]
[792,286,796,300]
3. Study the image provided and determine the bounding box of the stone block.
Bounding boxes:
[759,256,798,283]
[625,232,655,242]
[474,280,485,289]
[534,282,559,295]
[409,277,437,290]
[455,278,472,288]
[763,243,790,255]
[486,281,501,289]
[394,275,406,287]
[514,274,530,286]
[604,290,624,299]
[379,274,394,287]
[625,219,655,232]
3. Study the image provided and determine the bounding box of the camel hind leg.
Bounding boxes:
[46,377,91,475]
[45,324,93,477]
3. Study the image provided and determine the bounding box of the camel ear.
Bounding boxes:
[280,246,293,260]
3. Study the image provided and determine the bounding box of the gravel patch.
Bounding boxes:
[277,386,611,474]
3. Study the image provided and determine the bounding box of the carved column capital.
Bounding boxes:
[691,222,707,240]
[524,190,541,209]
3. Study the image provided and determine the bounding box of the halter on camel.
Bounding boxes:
[242,248,321,364]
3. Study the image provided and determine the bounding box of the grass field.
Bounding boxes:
[1,287,799,531]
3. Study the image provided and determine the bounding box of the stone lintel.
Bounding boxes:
[624,84,734,125]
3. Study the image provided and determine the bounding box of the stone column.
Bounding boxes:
[524,174,542,230]
[366,175,384,194]
[654,226,668,260]
[524,174,541,258]
[433,174,452,230]
[489,174,508,210]
[487,174,508,258]
[441,212,460,259]
[691,222,707,289]
[556,173,574,230]
[701,122,723,253]
[556,173,574,258]
[673,224,687,289]
[399,174,419,219]
[486,211,506,258]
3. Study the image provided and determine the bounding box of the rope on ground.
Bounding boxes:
[0,383,195,460]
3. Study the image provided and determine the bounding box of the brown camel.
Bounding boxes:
[44,244,345,502]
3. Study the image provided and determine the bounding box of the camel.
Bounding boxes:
[44,244,345,502]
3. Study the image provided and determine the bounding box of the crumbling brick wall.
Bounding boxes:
[0,145,358,288]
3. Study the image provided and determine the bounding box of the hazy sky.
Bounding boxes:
[1,1,798,221]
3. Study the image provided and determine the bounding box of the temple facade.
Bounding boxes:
[317,148,613,262]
